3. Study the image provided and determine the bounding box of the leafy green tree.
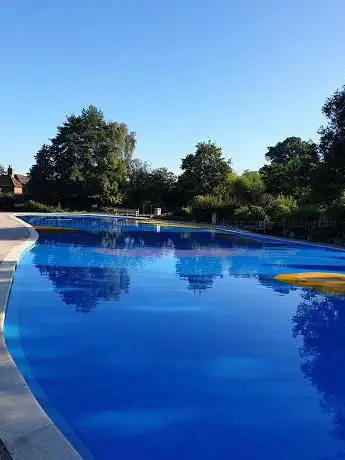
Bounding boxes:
[260,137,319,198]
[233,204,267,222]
[28,106,136,207]
[319,85,345,199]
[125,161,177,211]
[178,141,231,201]
[233,170,266,204]
[125,159,152,211]
[148,167,177,209]
[266,195,298,221]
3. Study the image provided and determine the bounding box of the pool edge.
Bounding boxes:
[0,213,83,460]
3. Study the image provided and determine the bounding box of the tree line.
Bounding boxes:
[1,83,345,241]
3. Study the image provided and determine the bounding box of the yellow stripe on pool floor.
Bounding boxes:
[274,272,345,294]
[34,226,80,232]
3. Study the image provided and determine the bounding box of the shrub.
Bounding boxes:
[233,205,267,222]
[294,203,323,220]
[0,193,16,211]
[187,195,239,221]
[14,200,62,213]
[326,191,345,220]
[266,195,298,221]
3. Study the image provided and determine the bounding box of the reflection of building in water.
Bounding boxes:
[175,255,224,293]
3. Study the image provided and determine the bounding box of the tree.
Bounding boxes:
[178,141,231,201]
[124,159,152,211]
[260,137,319,198]
[319,85,345,199]
[233,170,266,204]
[28,106,136,207]
[125,161,177,211]
[148,167,177,209]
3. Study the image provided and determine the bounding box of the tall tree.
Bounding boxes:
[125,161,177,211]
[124,159,152,210]
[178,141,231,201]
[260,137,319,199]
[148,167,177,209]
[28,106,136,206]
[233,170,266,204]
[318,85,345,199]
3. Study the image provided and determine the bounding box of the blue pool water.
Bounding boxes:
[5,215,345,459]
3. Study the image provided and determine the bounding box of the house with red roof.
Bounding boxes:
[0,166,29,195]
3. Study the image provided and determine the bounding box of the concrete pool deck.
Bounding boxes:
[0,213,82,460]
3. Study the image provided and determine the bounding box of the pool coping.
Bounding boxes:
[0,213,83,460]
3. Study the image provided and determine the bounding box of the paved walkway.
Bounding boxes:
[0,213,82,460]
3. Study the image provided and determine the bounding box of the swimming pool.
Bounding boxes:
[5,215,345,459]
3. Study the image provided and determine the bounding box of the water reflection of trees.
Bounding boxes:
[35,232,132,313]
[175,255,224,293]
[255,274,345,459]
[292,290,345,457]
[100,230,232,294]
[37,264,130,313]
[36,229,241,304]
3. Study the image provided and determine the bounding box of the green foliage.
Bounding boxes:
[233,205,267,222]
[232,170,266,204]
[318,85,345,198]
[0,193,61,212]
[14,200,62,213]
[191,194,223,210]
[187,194,238,221]
[326,191,345,220]
[266,195,298,221]
[125,159,151,208]
[125,160,177,211]
[146,167,177,209]
[260,137,319,198]
[28,106,136,206]
[0,193,16,211]
[178,141,231,201]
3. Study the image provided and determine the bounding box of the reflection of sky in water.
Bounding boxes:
[5,215,345,460]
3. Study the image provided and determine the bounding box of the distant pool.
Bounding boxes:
[5,215,345,459]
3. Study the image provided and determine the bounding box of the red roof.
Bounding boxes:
[14,174,29,185]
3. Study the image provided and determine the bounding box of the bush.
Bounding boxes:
[187,195,239,221]
[14,200,62,213]
[294,203,324,220]
[233,205,267,222]
[0,193,17,211]
[326,191,345,220]
[266,195,298,221]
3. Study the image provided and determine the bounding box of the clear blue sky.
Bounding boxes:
[1,0,344,175]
